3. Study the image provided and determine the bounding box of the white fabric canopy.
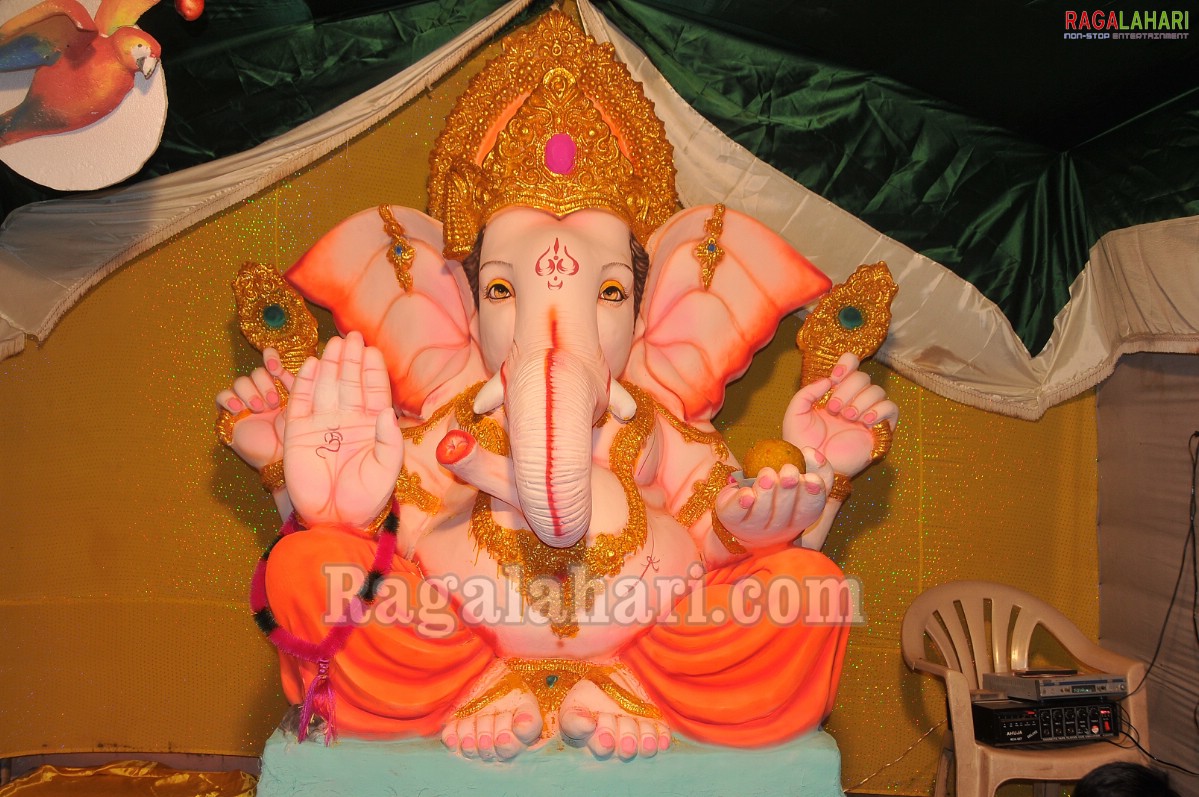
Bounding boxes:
[1,0,1196,420]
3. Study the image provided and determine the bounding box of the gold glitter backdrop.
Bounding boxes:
[0,27,1097,797]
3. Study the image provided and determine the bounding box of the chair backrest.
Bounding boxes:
[900,580,1090,689]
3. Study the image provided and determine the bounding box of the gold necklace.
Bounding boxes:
[454,380,739,636]
[468,382,655,638]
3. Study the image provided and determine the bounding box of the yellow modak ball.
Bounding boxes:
[742,439,807,478]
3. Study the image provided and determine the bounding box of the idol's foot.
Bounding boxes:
[558,671,671,760]
[442,665,543,761]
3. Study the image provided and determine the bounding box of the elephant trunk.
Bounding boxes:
[504,343,608,549]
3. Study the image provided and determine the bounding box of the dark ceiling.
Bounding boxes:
[3,0,1193,212]
[633,0,1198,150]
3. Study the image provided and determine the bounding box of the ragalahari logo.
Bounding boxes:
[1064,9,1189,39]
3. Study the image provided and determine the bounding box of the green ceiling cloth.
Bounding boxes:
[578,0,1199,419]
[591,0,1199,354]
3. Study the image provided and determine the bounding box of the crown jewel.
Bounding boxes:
[428,11,678,260]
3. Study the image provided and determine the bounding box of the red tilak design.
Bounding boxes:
[535,238,580,277]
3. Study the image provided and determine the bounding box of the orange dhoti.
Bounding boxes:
[264,528,850,746]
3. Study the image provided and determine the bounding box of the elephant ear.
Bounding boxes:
[286,205,487,419]
[624,205,831,423]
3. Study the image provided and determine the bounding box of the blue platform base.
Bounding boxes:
[257,723,845,797]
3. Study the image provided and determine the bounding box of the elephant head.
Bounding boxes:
[282,12,831,551]
[463,206,640,548]
[286,202,831,549]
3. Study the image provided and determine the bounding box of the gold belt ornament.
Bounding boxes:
[453,658,662,738]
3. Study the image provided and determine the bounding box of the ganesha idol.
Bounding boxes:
[216,11,898,764]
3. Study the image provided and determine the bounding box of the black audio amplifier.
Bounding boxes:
[972,697,1119,746]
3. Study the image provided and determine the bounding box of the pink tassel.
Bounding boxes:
[256,507,398,745]
[319,624,353,659]
[270,628,323,661]
[296,658,338,745]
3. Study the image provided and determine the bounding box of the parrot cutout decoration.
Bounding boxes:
[0,0,202,190]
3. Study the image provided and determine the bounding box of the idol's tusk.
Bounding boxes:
[608,380,637,422]
[473,370,505,415]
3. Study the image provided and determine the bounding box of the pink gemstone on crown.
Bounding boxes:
[545,133,577,175]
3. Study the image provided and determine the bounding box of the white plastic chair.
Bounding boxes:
[900,580,1148,797]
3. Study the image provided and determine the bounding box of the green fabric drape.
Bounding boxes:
[595,0,1199,353]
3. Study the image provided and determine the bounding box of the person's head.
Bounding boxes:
[1074,762,1179,797]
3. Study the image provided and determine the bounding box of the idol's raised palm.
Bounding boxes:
[283,331,403,529]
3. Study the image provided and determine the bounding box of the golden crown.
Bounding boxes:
[427,10,678,261]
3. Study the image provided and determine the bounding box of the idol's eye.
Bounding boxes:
[485,279,513,301]
[599,280,627,303]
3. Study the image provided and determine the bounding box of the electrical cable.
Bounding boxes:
[1189,433,1199,651]
[1105,700,1199,776]
[843,720,946,792]
[1123,432,1199,701]
[1108,432,1199,779]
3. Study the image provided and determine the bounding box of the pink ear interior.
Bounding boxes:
[626,206,830,422]
[286,206,487,417]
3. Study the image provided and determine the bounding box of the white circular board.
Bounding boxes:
[0,0,168,190]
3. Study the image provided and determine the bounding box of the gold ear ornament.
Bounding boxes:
[694,203,727,289]
[379,205,416,291]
